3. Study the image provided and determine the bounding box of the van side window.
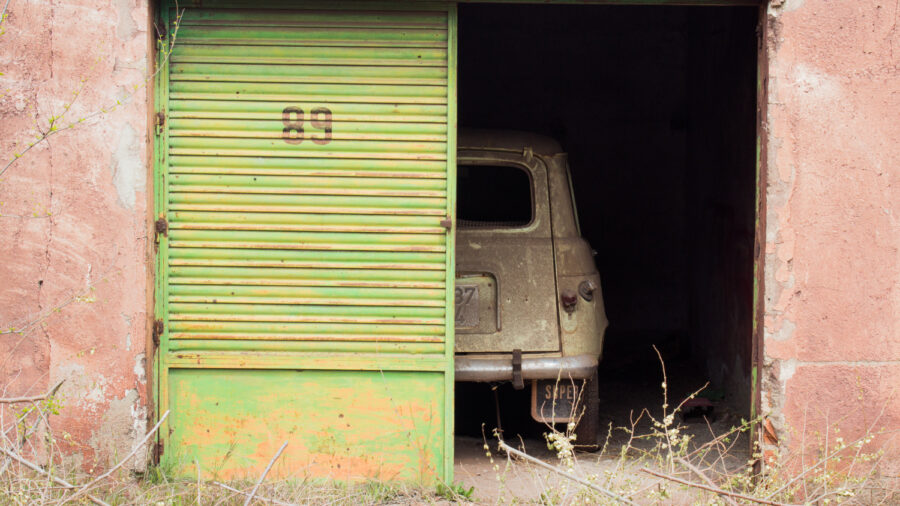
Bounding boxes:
[457,164,532,228]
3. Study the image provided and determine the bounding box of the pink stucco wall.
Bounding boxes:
[0,0,152,469]
[762,0,900,475]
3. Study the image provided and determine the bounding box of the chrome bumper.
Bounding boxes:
[454,354,597,382]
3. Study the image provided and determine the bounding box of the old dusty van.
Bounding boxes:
[455,130,608,445]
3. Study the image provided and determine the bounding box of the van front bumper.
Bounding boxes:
[454,354,597,382]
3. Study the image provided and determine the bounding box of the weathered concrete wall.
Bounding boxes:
[762,0,900,474]
[0,0,151,470]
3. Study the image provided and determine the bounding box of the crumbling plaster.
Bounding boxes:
[0,0,152,470]
[762,0,900,472]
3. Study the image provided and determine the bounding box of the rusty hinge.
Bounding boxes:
[156,440,164,458]
[152,319,164,346]
[155,23,167,40]
[440,216,453,231]
[155,217,168,238]
[156,112,166,128]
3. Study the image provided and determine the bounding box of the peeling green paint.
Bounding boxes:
[155,1,456,483]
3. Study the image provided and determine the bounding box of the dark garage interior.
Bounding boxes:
[454,4,760,442]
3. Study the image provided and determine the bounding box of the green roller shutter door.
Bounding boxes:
[154,1,456,482]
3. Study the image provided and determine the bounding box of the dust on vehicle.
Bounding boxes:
[454,129,608,445]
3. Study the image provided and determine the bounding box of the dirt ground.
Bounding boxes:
[453,340,753,503]
[454,416,750,504]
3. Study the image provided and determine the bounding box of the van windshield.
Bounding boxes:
[457,164,532,228]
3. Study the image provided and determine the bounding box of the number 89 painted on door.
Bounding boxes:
[282,106,333,145]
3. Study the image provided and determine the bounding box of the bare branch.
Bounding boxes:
[498,440,637,505]
[677,457,740,506]
[61,410,169,505]
[0,446,110,506]
[639,467,795,506]
[1,261,118,337]
[0,0,11,26]
[0,7,185,179]
[0,379,64,404]
[764,426,900,501]
[214,481,296,506]
[244,440,288,506]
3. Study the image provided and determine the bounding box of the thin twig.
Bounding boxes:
[498,440,636,505]
[0,74,90,179]
[196,457,201,505]
[677,457,740,506]
[0,280,105,336]
[640,467,794,506]
[0,0,11,25]
[244,440,288,506]
[0,446,110,506]
[691,411,748,472]
[764,427,900,501]
[0,245,122,340]
[2,392,51,441]
[61,410,169,505]
[0,7,184,179]
[614,408,647,480]
[214,481,296,506]
[0,378,64,404]
[651,344,675,468]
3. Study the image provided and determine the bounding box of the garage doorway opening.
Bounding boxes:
[454,4,760,445]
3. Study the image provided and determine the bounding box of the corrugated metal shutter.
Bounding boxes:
[154,0,456,482]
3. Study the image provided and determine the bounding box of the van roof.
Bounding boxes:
[458,129,564,156]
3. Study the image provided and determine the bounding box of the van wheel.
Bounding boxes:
[574,370,600,450]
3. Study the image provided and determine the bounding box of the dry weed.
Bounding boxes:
[484,346,899,505]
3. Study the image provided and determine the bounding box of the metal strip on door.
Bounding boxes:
[154,0,456,482]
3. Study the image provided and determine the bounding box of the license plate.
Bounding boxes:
[455,284,479,328]
[531,379,584,423]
